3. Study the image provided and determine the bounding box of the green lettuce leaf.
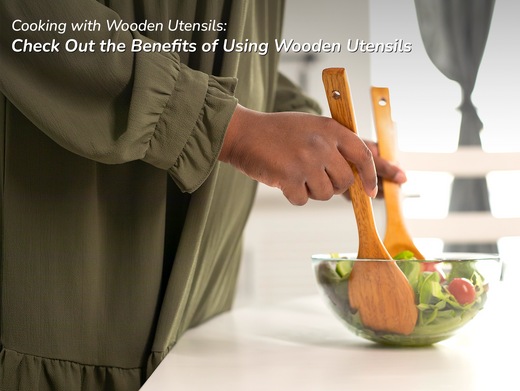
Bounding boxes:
[418,271,441,305]
[448,260,484,283]
[393,251,416,260]
[419,308,438,326]
[396,260,421,292]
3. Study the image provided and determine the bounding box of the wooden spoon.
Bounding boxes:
[323,68,417,335]
[371,87,425,260]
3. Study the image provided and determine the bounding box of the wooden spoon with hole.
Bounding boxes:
[371,87,425,261]
[323,68,417,335]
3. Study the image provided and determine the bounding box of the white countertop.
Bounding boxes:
[141,282,517,391]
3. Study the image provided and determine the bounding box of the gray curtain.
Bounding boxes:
[414,0,497,253]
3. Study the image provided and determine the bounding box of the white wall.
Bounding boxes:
[278,0,373,139]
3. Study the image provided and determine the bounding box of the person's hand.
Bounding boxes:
[343,140,407,200]
[219,104,378,206]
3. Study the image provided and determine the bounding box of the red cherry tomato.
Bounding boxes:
[421,262,446,282]
[448,278,476,305]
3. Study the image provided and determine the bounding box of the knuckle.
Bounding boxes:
[323,117,337,132]
[346,173,355,188]
[305,134,331,157]
[360,145,374,163]
[308,133,324,147]
[296,149,312,165]
[324,118,344,140]
[337,172,355,190]
[366,140,379,156]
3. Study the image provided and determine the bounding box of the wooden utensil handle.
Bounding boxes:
[371,87,397,163]
[371,86,424,259]
[371,87,403,219]
[322,68,379,245]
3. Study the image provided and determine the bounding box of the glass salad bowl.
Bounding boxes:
[312,252,501,346]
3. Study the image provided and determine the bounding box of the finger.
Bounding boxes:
[336,131,378,198]
[324,154,355,195]
[364,140,380,157]
[344,177,386,200]
[343,186,382,200]
[306,172,335,201]
[281,182,309,206]
[375,176,385,199]
[373,155,407,184]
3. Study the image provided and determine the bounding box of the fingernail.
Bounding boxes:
[371,185,378,199]
[394,171,407,183]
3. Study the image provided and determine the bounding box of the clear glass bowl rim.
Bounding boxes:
[312,252,500,263]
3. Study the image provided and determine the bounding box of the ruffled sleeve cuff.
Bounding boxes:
[141,61,237,193]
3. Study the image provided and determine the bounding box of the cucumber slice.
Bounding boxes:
[336,260,353,278]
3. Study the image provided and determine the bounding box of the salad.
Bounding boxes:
[316,251,489,346]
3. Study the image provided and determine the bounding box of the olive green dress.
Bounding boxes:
[0,0,320,389]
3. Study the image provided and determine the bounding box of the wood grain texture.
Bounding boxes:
[323,69,388,260]
[323,69,417,335]
[371,87,425,260]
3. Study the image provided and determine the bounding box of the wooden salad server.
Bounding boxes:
[371,87,425,260]
[323,69,417,335]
